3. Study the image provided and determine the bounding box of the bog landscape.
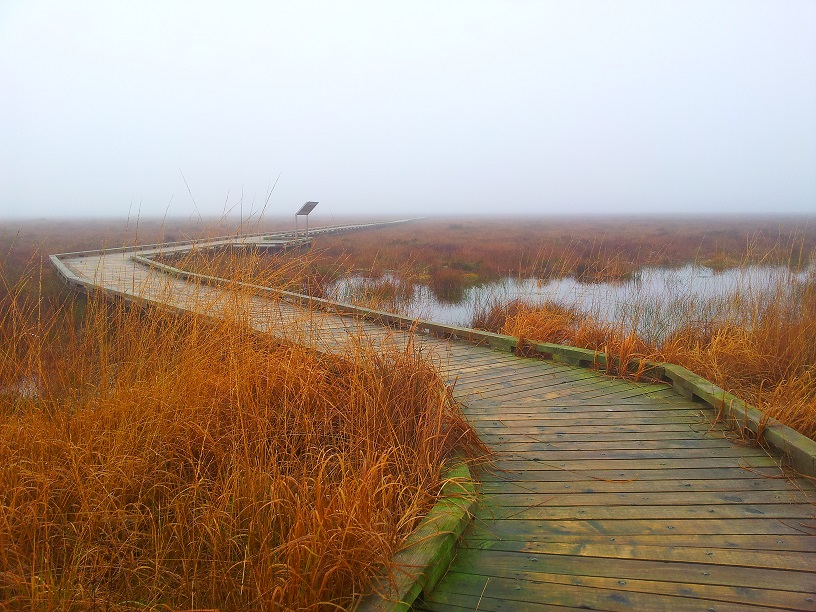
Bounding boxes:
[3,3,815,609]
[1,214,814,609]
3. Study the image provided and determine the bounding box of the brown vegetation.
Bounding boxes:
[309,216,816,297]
[475,270,816,440]
[3,214,815,607]
[136,215,816,440]
[1,217,252,312]
[0,227,483,609]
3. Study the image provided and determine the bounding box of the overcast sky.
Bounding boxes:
[1,1,814,219]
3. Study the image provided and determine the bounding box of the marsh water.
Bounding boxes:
[330,264,812,343]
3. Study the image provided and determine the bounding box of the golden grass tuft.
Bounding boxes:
[0,252,482,609]
[658,273,816,437]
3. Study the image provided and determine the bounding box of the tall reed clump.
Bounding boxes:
[157,245,425,314]
[153,245,332,296]
[0,259,482,609]
[660,269,816,438]
[474,269,816,440]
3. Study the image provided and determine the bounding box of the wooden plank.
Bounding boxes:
[482,466,789,482]
[518,382,678,401]
[479,386,674,407]
[478,429,737,442]
[488,447,779,461]
[467,408,712,423]
[444,549,816,592]
[478,476,810,494]
[467,538,816,571]
[456,372,587,396]
[470,414,720,427]
[491,456,782,470]
[468,376,641,401]
[473,399,694,413]
[481,489,814,508]
[426,570,816,611]
[453,361,599,384]
[465,400,701,414]
[461,367,632,390]
[418,593,584,612]
[442,348,501,361]
[467,384,683,399]
[464,517,815,536]
[466,395,693,407]
[447,354,580,374]
[540,385,678,405]
[476,423,737,435]
[461,532,816,552]
[445,344,519,359]
[481,437,739,450]
[451,362,583,384]
[455,374,605,399]
[474,501,813,521]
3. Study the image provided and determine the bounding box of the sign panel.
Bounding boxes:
[296,201,319,216]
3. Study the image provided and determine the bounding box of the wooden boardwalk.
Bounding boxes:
[418,349,816,611]
[52,231,816,611]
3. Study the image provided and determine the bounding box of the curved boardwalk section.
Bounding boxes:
[421,348,815,611]
[52,233,816,611]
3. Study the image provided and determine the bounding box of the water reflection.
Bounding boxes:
[330,264,812,341]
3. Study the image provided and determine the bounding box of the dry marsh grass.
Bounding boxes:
[0,238,483,609]
[4,214,815,609]
[153,246,424,315]
[144,216,816,441]
[309,215,816,296]
[475,267,816,440]
[149,215,816,312]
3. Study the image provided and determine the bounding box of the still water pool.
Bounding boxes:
[330,264,812,342]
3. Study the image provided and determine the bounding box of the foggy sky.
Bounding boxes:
[1,1,815,219]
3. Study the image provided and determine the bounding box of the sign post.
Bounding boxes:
[295,201,319,239]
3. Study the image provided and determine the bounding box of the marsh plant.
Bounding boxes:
[474,264,816,440]
[0,251,483,609]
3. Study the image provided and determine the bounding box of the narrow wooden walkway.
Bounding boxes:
[419,348,816,611]
[52,233,816,611]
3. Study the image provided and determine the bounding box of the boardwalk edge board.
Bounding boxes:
[48,219,419,260]
[49,254,86,289]
[356,462,477,612]
[130,255,519,353]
